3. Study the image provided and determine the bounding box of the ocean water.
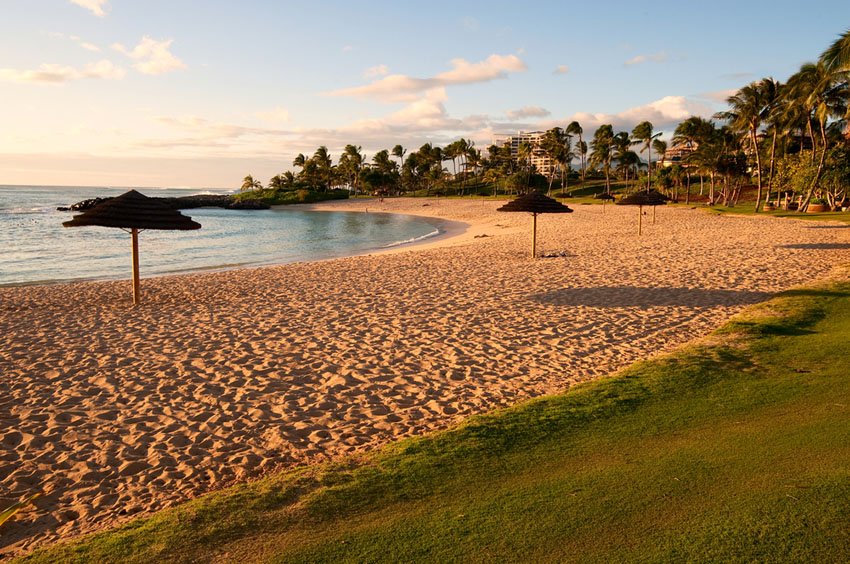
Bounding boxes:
[0,185,442,286]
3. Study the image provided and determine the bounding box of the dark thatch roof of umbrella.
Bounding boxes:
[594,193,616,201]
[497,192,573,214]
[63,189,202,230]
[616,189,669,207]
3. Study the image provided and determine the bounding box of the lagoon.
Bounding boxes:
[0,185,441,286]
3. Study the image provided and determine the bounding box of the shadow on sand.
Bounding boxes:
[802,224,850,229]
[529,286,773,308]
[779,243,850,250]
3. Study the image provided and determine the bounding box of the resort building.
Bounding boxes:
[660,140,697,167]
[492,131,556,176]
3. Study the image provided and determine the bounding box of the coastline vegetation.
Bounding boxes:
[19,276,850,562]
[240,29,850,214]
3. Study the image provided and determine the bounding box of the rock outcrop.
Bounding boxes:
[58,194,269,212]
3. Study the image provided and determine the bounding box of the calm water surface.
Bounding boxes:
[0,186,442,286]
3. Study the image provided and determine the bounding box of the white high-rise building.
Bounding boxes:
[492,131,556,176]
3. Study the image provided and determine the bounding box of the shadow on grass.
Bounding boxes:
[721,321,817,337]
[781,288,850,299]
[529,286,772,308]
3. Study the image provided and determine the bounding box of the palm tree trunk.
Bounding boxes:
[807,119,816,164]
[767,129,777,206]
[578,133,585,183]
[750,128,763,212]
[709,173,715,204]
[800,119,829,211]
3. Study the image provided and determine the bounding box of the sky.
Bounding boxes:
[0,0,847,189]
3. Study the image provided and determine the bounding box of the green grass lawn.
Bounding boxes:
[19,277,850,563]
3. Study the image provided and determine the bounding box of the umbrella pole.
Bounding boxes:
[638,206,642,236]
[532,212,538,259]
[131,228,140,305]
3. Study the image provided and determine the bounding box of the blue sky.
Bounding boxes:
[0,0,846,188]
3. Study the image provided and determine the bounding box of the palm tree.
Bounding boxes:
[652,139,667,166]
[715,81,774,211]
[631,121,662,192]
[268,174,285,192]
[541,127,570,195]
[760,79,784,205]
[338,144,365,194]
[241,174,263,192]
[785,62,848,210]
[589,124,615,193]
[292,153,307,172]
[820,28,850,73]
[673,116,716,197]
[615,150,641,183]
[417,143,444,195]
[574,140,587,183]
[312,146,333,191]
[457,138,473,192]
[391,145,407,193]
[371,149,396,174]
[465,146,482,179]
[444,140,461,179]
[516,142,532,173]
[566,121,585,182]
[612,131,633,182]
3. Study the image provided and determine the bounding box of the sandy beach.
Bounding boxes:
[1,198,849,555]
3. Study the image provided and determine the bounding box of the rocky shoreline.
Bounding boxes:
[58,194,269,212]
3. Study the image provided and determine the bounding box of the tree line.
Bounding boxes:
[243,29,850,212]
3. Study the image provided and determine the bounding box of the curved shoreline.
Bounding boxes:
[2,199,849,555]
[1,203,469,289]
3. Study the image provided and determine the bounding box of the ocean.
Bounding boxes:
[0,185,442,286]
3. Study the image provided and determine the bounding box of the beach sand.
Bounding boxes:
[1,198,849,554]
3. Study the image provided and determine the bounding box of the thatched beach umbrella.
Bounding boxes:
[63,190,201,305]
[616,190,668,235]
[497,191,573,258]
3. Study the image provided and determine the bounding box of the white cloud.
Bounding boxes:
[0,60,125,84]
[342,45,354,53]
[47,32,101,52]
[254,107,291,123]
[568,95,713,132]
[113,36,186,75]
[70,0,108,17]
[327,54,527,102]
[624,52,667,67]
[364,64,389,78]
[436,54,526,84]
[124,116,294,158]
[553,65,569,75]
[699,89,737,103]
[71,36,101,52]
[506,106,551,120]
[154,116,292,141]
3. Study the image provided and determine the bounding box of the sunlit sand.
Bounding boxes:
[2,199,849,554]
